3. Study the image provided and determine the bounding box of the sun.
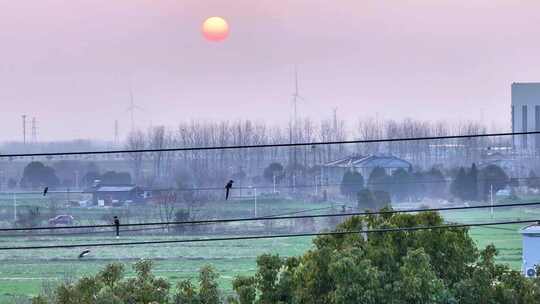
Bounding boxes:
[202,17,229,42]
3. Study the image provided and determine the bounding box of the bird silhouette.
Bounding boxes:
[42,187,48,196]
[78,249,91,259]
[225,180,234,200]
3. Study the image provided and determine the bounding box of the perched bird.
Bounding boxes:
[113,216,120,238]
[78,249,91,259]
[225,180,234,200]
[43,187,48,196]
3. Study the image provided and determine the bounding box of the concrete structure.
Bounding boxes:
[511,83,540,150]
[519,224,540,277]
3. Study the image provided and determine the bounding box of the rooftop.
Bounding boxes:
[83,185,139,193]
[520,224,540,235]
[324,154,412,169]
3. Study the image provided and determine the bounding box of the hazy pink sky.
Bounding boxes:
[1,0,539,141]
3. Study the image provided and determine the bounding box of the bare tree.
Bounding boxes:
[125,130,146,184]
[157,190,177,233]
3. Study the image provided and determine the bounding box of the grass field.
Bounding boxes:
[0,198,538,301]
[0,235,314,299]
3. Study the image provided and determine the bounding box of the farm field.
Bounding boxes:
[0,235,314,300]
[0,199,538,301]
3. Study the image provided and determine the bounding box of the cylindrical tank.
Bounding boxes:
[519,224,540,277]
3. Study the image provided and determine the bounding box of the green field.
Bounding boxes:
[0,199,538,301]
[441,205,540,269]
[0,235,314,300]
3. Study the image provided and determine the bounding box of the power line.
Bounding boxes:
[2,201,539,232]
[0,207,340,237]
[0,131,535,159]
[0,219,535,251]
[0,175,537,195]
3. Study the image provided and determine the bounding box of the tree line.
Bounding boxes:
[340,163,515,206]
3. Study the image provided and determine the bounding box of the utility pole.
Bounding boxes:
[74,170,79,190]
[13,192,17,223]
[314,175,318,196]
[31,117,37,143]
[21,115,27,144]
[291,66,302,193]
[126,86,142,133]
[490,184,494,218]
[273,174,277,194]
[253,187,258,217]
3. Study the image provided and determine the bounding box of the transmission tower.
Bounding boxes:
[21,115,27,144]
[31,117,37,143]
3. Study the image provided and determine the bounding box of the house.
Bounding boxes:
[84,184,144,206]
[323,154,412,184]
[478,150,520,178]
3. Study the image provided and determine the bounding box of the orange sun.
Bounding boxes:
[202,17,229,42]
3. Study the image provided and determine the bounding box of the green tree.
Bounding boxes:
[232,211,540,304]
[367,167,389,192]
[465,163,479,201]
[340,169,364,199]
[263,163,284,184]
[358,189,391,211]
[199,265,220,304]
[357,189,375,211]
[527,170,540,189]
[450,167,467,200]
[7,178,17,189]
[389,168,411,201]
[394,249,448,304]
[479,164,509,201]
[100,171,132,185]
[20,161,60,189]
[232,276,256,304]
[423,168,447,199]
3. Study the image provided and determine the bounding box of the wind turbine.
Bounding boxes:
[292,65,306,135]
[291,65,306,192]
[126,85,143,132]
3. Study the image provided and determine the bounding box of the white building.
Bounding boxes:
[520,224,540,277]
[511,83,540,150]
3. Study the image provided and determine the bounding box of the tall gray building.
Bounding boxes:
[511,83,540,150]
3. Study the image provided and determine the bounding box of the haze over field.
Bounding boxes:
[1,0,539,141]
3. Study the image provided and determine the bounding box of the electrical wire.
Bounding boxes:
[0,219,535,251]
[1,201,538,232]
[0,175,536,195]
[0,131,534,159]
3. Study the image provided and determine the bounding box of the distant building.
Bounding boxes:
[323,154,412,184]
[84,184,144,206]
[478,150,518,177]
[511,83,540,150]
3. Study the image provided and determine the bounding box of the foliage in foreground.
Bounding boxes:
[33,211,540,303]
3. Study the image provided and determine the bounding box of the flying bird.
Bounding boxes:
[225,180,234,200]
[78,249,91,259]
[42,187,48,196]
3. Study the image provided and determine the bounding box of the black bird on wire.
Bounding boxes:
[78,249,91,259]
[225,180,234,200]
[42,187,48,196]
